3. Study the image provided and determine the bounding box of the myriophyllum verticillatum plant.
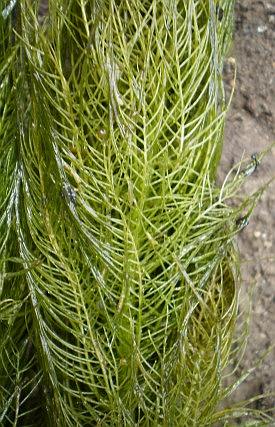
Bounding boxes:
[0,1,272,425]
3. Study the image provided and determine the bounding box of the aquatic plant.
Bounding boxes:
[0,1,272,425]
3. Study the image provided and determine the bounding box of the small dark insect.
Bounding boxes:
[251,153,259,170]
[236,216,249,230]
[242,152,259,177]
[216,5,224,22]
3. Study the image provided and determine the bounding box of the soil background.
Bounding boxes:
[219,0,275,421]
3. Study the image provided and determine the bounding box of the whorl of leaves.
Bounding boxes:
[0,1,272,426]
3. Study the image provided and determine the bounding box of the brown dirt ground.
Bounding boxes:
[219,0,275,421]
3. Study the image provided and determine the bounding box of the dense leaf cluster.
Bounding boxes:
[0,1,271,426]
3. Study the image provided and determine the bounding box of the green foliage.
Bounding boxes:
[0,1,273,425]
